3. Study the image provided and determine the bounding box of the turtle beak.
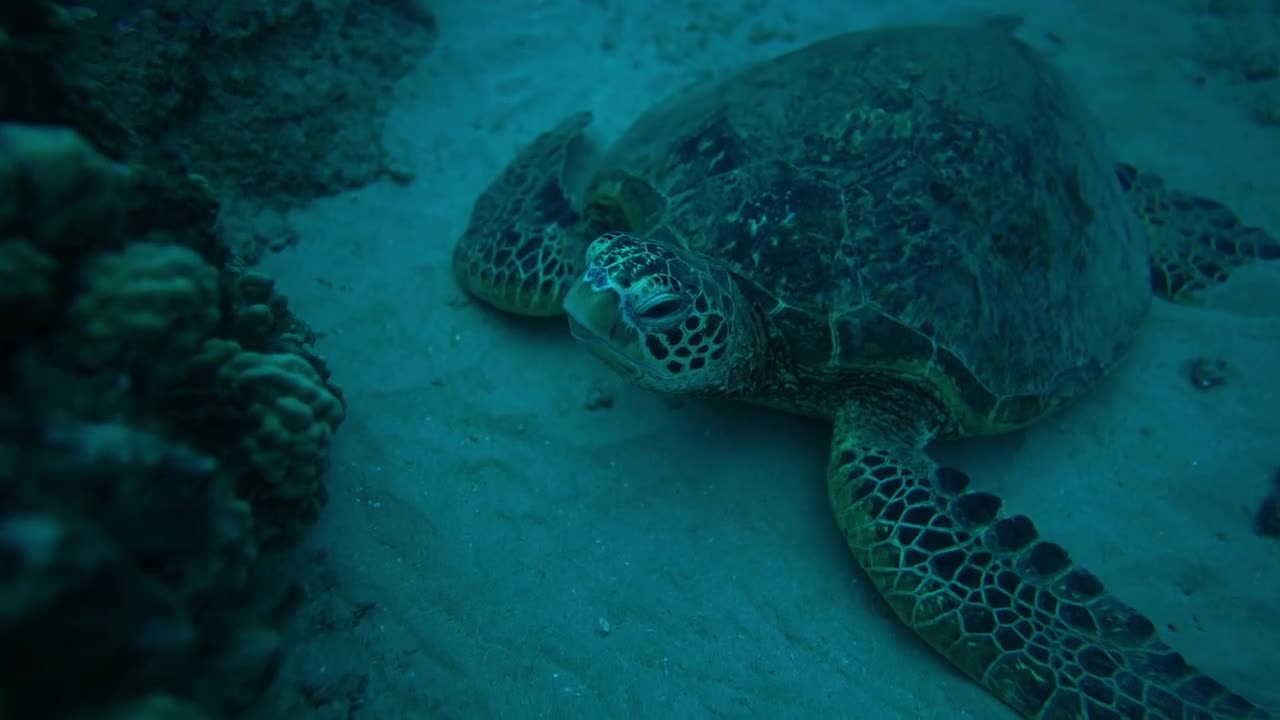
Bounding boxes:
[563,275,644,380]
[564,276,617,341]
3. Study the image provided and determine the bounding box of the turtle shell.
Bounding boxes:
[579,24,1150,434]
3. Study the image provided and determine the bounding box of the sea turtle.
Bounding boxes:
[452,22,1278,720]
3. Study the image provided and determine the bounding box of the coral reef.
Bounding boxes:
[181,339,346,550]
[0,119,347,718]
[0,1,364,716]
[3,0,436,260]
[68,243,221,372]
[72,0,436,201]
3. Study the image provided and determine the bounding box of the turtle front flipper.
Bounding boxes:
[827,401,1270,720]
[452,112,594,316]
[1116,163,1280,304]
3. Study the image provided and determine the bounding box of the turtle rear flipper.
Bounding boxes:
[827,400,1271,720]
[453,112,594,316]
[1117,163,1280,303]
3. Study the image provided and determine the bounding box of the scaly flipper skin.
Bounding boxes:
[452,112,593,316]
[828,397,1270,720]
[1117,163,1280,303]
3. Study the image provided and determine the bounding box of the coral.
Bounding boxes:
[96,693,215,720]
[3,0,438,258]
[222,349,345,488]
[67,243,221,371]
[0,415,268,717]
[184,339,346,549]
[0,122,131,250]
[0,6,350,710]
[0,122,344,716]
[0,238,58,338]
[59,0,437,210]
[227,270,306,352]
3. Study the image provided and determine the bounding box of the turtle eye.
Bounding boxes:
[634,296,685,324]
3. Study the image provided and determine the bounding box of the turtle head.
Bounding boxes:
[563,232,763,396]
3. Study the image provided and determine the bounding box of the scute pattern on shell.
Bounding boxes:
[582,25,1150,432]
